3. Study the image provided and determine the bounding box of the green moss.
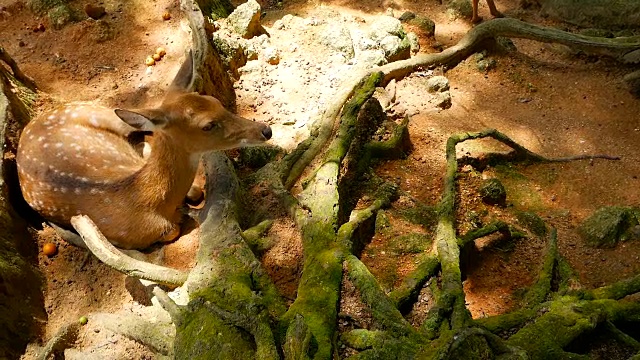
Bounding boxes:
[279,248,344,359]
[494,164,546,211]
[578,206,639,248]
[27,0,67,14]
[174,299,256,359]
[397,204,438,229]
[238,146,282,169]
[515,211,547,237]
[48,4,77,30]
[389,233,432,254]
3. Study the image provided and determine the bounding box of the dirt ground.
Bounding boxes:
[2,0,640,358]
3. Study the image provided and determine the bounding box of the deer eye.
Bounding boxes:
[202,122,219,131]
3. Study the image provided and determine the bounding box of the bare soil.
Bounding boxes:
[2,0,640,357]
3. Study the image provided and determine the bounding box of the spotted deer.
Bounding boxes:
[472,0,503,23]
[17,51,272,249]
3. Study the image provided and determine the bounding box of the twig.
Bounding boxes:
[70,215,188,286]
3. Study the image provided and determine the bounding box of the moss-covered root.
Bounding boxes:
[286,72,383,189]
[458,220,525,247]
[284,314,313,360]
[341,329,421,360]
[364,115,411,160]
[35,321,81,360]
[345,255,415,336]
[507,298,640,358]
[587,272,640,300]
[337,182,398,252]
[388,254,440,311]
[522,228,559,307]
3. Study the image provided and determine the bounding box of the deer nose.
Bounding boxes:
[262,126,272,140]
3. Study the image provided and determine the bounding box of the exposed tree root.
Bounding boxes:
[35,321,81,360]
[70,215,188,286]
[282,18,637,188]
[0,46,37,90]
[16,4,640,358]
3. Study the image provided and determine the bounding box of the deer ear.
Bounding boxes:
[114,109,167,131]
[168,50,194,93]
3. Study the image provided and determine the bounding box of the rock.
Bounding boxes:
[262,47,280,65]
[227,0,266,39]
[479,178,507,206]
[212,34,248,77]
[621,49,640,64]
[515,211,547,237]
[434,91,452,110]
[407,32,420,54]
[447,0,473,19]
[398,11,416,22]
[578,206,640,248]
[623,70,640,98]
[409,15,436,38]
[427,76,450,93]
[369,16,404,42]
[477,57,497,72]
[380,35,411,62]
[48,4,74,29]
[91,20,116,43]
[84,4,105,20]
[360,49,387,66]
[318,24,355,58]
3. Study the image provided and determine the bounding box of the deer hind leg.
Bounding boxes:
[471,0,482,23]
[486,0,504,18]
[50,223,87,248]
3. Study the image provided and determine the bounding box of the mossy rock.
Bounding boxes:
[516,211,547,237]
[27,0,68,14]
[48,4,77,30]
[408,15,436,37]
[578,206,640,248]
[479,178,507,206]
[447,0,473,18]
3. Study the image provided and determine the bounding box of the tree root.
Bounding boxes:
[282,18,636,189]
[35,321,81,360]
[91,312,175,356]
[70,215,188,286]
[0,46,37,90]
[345,254,415,336]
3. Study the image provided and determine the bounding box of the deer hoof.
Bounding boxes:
[162,226,181,242]
[186,185,204,206]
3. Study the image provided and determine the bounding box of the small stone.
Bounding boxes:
[427,76,450,93]
[84,4,106,20]
[398,11,416,22]
[479,178,507,206]
[162,11,171,21]
[263,47,280,65]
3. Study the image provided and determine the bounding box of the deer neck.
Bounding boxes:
[135,131,199,215]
